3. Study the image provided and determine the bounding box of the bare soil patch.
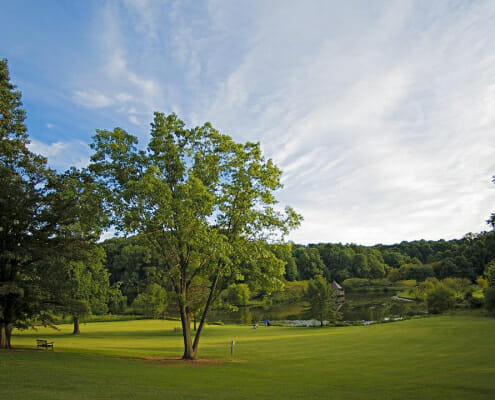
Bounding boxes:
[142,356,224,366]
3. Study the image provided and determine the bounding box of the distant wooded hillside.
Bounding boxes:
[289,232,495,283]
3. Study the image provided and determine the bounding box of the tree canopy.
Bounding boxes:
[89,112,301,359]
[0,58,60,347]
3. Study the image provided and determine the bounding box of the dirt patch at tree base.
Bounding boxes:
[143,356,224,366]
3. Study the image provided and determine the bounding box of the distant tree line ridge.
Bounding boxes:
[287,232,495,284]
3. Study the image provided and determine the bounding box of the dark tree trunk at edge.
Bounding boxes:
[73,316,80,335]
[0,323,13,349]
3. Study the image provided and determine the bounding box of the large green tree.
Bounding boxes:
[44,244,114,334]
[0,58,62,348]
[44,168,116,334]
[90,112,300,359]
[0,59,110,347]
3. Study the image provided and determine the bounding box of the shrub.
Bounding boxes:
[426,284,456,314]
[467,293,485,309]
[476,276,488,289]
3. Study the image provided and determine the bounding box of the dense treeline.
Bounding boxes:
[98,230,495,309]
[288,232,495,284]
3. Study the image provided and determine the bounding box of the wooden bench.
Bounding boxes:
[36,339,54,350]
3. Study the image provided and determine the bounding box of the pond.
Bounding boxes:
[208,291,427,324]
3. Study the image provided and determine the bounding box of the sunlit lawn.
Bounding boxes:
[1,316,494,399]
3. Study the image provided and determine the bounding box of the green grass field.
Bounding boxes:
[1,316,494,399]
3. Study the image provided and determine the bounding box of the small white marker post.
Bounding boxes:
[231,340,235,359]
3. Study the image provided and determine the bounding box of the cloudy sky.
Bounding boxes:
[1,0,494,245]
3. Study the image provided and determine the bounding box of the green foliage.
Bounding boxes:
[484,287,495,312]
[132,284,168,319]
[484,261,495,287]
[382,250,411,269]
[107,282,127,314]
[0,58,55,347]
[223,283,251,306]
[476,276,488,289]
[102,237,159,304]
[342,278,392,292]
[293,246,325,280]
[270,280,308,304]
[284,256,298,281]
[44,245,115,318]
[306,275,341,326]
[387,268,402,282]
[271,242,297,281]
[442,277,471,300]
[405,264,435,281]
[426,284,456,314]
[465,289,485,309]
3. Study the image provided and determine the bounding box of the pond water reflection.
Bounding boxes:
[208,292,427,324]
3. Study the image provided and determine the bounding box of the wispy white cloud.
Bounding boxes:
[73,89,114,109]
[25,0,495,244]
[68,1,167,134]
[29,139,91,171]
[186,0,495,244]
[129,115,140,126]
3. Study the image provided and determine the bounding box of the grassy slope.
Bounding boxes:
[1,316,494,399]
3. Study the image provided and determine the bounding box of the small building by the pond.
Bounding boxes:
[332,280,345,303]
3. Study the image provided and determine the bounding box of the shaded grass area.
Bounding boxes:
[1,316,494,399]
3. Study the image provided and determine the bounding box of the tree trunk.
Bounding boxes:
[193,315,197,331]
[192,274,220,355]
[5,324,12,348]
[73,316,80,335]
[0,323,7,349]
[0,323,12,349]
[179,305,195,360]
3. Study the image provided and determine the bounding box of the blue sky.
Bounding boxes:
[1,0,494,245]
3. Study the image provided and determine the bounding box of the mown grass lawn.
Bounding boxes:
[1,316,494,399]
